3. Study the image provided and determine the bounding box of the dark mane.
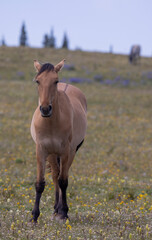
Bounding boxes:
[37,63,54,76]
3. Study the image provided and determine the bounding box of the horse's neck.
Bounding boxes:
[52,95,60,121]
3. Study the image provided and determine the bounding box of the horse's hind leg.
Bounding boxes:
[31,145,46,223]
[56,149,75,220]
[47,154,60,215]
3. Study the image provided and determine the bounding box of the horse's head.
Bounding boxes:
[33,59,65,117]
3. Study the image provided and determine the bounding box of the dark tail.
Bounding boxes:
[76,140,84,152]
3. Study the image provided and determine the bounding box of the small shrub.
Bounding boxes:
[64,64,75,71]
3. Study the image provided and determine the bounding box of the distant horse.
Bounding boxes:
[30,59,87,222]
[129,45,141,64]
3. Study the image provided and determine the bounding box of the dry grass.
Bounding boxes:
[0,47,152,82]
[0,47,152,239]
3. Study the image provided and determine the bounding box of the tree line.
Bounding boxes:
[1,22,69,49]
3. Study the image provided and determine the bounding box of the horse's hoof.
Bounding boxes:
[30,217,37,224]
[51,213,57,220]
[51,213,68,222]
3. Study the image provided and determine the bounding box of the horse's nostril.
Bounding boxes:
[49,105,52,111]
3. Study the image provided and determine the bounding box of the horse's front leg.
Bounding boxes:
[57,176,69,219]
[31,145,46,223]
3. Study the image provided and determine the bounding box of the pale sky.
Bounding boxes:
[0,0,152,56]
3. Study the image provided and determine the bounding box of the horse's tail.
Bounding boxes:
[46,160,52,173]
[46,155,60,173]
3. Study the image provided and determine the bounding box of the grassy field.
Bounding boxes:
[0,46,152,83]
[0,47,152,239]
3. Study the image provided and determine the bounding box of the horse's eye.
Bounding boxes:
[55,80,59,84]
[36,80,40,85]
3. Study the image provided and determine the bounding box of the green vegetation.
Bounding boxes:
[0,47,152,239]
[19,23,28,47]
[61,32,69,49]
[43,28,56,48]
[0,47,152,83]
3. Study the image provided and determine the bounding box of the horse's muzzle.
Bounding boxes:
[40,105,52,117]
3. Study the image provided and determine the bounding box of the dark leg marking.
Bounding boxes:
[32,181,45,222]
[76,139,84,152]
[54,190,59,214]
[57,156,60,167]
[57,178,69,219]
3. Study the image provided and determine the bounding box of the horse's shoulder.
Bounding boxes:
[58,82,87,113]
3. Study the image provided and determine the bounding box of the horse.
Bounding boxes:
[129,45,141,64]
[30,59,87,222]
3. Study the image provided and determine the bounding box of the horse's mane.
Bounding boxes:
[37,63,54,76]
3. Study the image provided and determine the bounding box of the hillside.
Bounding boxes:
[1,47,152,239]
[0,47,152,84]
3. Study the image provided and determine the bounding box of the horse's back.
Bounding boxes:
[58,83,87,113]
[58,83,87,148]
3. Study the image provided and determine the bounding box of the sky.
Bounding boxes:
[0,0,152,56]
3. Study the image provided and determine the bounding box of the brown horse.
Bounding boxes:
[30,59,87,222]
[129,45,141,64]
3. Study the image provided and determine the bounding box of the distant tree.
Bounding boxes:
[49,28,56,48]
[43,34,50,48]
[61,32,69,49]
[19,22,28,46]
[1,37,6,46]
[109,45,113,53]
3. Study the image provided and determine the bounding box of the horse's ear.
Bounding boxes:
[54,59,65,72]
[34,60,42,72]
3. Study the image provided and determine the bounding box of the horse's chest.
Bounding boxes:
[38,134,66,155]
